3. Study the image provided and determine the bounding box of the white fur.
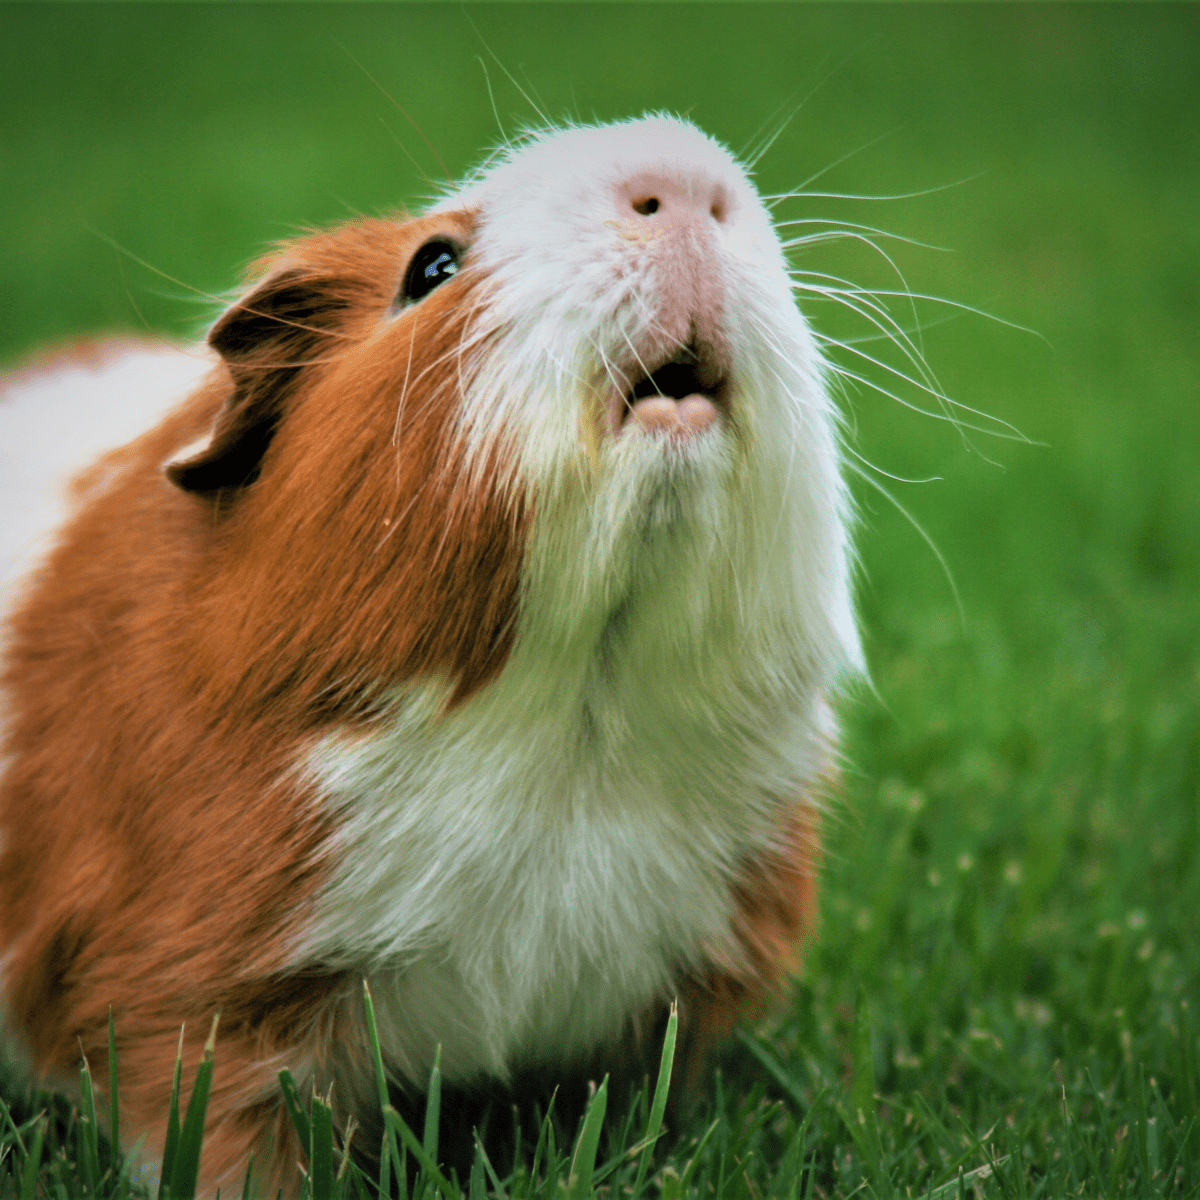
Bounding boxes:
[0,343,212,612]
[298,117,861,1086]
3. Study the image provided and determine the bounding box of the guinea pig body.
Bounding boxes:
[0,116,860,1194]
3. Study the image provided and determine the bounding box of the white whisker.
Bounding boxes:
[766,173,990,207]
[846,459,965,628]
[778,218,951,254]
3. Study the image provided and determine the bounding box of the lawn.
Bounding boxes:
[2,3,1198,1197]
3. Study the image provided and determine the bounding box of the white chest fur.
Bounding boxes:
[300,670,829,1087]
[297,443,843,1086]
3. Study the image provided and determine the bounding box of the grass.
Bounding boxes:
[2,979,1195,1197]
[2,4,1199,1197]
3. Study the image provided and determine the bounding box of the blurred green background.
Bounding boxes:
[3,2,1199,1190]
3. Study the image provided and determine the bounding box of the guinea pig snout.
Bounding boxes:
[611,165,733,311]
[615,167,731,229]
[607,167,733,441]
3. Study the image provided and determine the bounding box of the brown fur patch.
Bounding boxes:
[683,800,824,1049]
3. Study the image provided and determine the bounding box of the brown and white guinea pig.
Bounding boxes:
[0,115,861,1193]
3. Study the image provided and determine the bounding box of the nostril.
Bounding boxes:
[632,196,660,216]
[710,186,730,223]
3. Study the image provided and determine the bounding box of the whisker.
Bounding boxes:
[338,42,452,180]
[772,128,900,201]
[831,311,961,347]
[790,231,931,360]
[466,14,553,130]
[476,56,507,145]
[391,318,418,449]
[793,272,943,398]
[85,222,364,347]
[799,278,1052,351]
[845,459,965,629]
[843,443,943,486]
[779,218,952,254]
[824,360,1025,448]
[766,174,990,207]
[740,86,814,165]
[792,271,1036,442]
[376,115,439,189]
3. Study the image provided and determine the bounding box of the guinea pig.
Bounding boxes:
[0,114,861,1195]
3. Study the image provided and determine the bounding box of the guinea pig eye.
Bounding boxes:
[402,240,460,303]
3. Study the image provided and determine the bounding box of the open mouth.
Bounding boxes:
[617,342,727,438]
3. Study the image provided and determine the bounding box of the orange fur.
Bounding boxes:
[690,802,823,1040]
[0,212,526,1193]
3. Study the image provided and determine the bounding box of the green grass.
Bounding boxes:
[2,4,1198,1197]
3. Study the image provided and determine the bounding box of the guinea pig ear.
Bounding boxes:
[166,269,347,495]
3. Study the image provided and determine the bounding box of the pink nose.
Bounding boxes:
[615,168,731,228]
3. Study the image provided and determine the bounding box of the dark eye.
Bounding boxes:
[402,240,460,303]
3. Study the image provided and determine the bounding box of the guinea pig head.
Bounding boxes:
[447,116,859,688]
[165,116,859,726]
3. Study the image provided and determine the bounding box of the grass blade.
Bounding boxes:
[362,981,402,1199]
[423,1046,442,1165]
[277,1070,313,1150]
[632,1003,677,1200]
[78,1050,102,1195]
[0,1093,30,1156]
[334,1116,357,1200]
[20,1115,47,1200]
[473,1133,507,1200]
[169,1013,219,1200]
[108,1009,120,1175]
[382,1107,457,1200]
[1179,1001,1199,1173]
[738,1031,807,1112]
[1134,1062,1154,1184]
[527,1088,557,1186]
[310,1090,334,1200]
[566,1076,608,1200]
[348,1161,373,1200]
[375,1126,392,1200]
[361,983,389,1126]
[240,1153,254,1200]
[159,1027,186,1200]
[677,1118,720,1194]
[851,987,875,1119]
[468,1144,486,1200]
